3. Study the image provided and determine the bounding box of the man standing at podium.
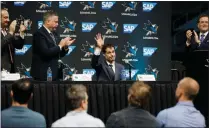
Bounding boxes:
[91,33,124,81]
[185,14,208,51]
[31,11,75,81]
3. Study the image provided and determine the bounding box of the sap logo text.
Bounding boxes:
[83,69,96,75]
[59,2,72,8]
[102,2,115,10]
[15,45,32,55]
[143,47,157,56]
[66,46,76,55]
[123,24,138,33]
[38,21,43,29]
[82,22,97,32]
[143,2,157,12]
[14,2,26,6]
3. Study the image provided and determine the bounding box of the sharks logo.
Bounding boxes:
[16,15,32,31]
[37,1,52,9]
[63,66,78,81]
[122,2,137,12]
[143,20,159,40]
[145,65,159,78]
[122,42,138,58]
[16,63,31,78]
[80,2,95,10]
[102,18,118,34]
[60,17,76,33]
[143,20,158,36]
[81,41,95,57]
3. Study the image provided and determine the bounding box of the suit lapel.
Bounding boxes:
[41,26,57,46]
[102,61,112,80]
[202,32,209,44]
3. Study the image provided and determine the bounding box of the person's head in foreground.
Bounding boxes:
[175,77,199,102]
[128,81,151,108]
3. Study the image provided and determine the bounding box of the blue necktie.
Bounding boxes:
[200,34,205,43]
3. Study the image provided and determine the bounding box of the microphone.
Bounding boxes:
[58,60,70,69]
[124,60,135,69]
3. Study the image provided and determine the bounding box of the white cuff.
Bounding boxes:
[20,34,24,39]
[94,47,101,55]
[186,41,190,46]
[58,45,62,50]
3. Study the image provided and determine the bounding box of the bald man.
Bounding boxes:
[157,77,205,127]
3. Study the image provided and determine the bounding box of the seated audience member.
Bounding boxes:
[51,84,105,127]
[1,78,46,127]
[106,81,161,128]
[157,77,205,127]
[185,14,208,51]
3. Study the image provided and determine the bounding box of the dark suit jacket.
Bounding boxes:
[30,26,68,81]
[91,54,124,81]
[106,106,161,128]
[185,31,209,52]
[1,32,24,73]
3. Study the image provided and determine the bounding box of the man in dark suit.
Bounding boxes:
[31,11,75,81]
[1,8,26,73]
[106,81,161,128]
[91,33,124,81]
[185,14,209,52]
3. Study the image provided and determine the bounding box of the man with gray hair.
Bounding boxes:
[157,77,205,127]
[52,84,105,127]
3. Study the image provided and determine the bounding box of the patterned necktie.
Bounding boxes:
[49,33,56,44]
[200,34,205,43]
[109,64,115,81]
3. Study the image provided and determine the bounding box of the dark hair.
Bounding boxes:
[43,11,58,23]
[197,14,209,24]
[66,84,87,110]
[12,78,33,104]
[102,44,114,53]
[128,81,151,108]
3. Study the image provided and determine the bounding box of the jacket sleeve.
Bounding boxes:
[1,33,14,50]
[33,32,61,58]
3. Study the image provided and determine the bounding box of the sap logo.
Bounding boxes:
[123,69,139,79]
[82,22,97,32]
[102,2,116,10]
[38,21,43,29]
[15,45,32,55]
[66,46,76,55]
[143,47,157,56]
[59,2,72,8]
[143,2,157,12]
[123,24,138,33]
[14,2,26,6]
[83,69,96,75]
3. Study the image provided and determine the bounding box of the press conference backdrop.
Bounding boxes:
[5,1,171,81]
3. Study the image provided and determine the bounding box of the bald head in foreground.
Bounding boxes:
[157,77,205,127]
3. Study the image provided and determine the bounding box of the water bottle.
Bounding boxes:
[47,67,52,81]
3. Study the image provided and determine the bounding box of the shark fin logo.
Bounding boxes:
[17,63,31,78]
[81,41,95,57]
[143,20,158,36]
[122,2,137,12]
[60,17,76,33]
[80,2,96,10]
[102,18,118,34]
[122,42,138,58]
[38,1,52,9]
[145,65,159,78]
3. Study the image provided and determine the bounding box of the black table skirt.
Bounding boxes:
[1,81,177,127]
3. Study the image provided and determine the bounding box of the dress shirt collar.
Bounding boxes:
[200,31,208,38]
[177,101,194,107]
[106,61,115,66]
[66,110,87,116]
[43,25,52,34]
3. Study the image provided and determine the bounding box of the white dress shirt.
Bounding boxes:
[94,47,115,73]
[51,110,105,127]
[43,25,62,50]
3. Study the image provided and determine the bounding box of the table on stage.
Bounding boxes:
[1,81,177,127]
